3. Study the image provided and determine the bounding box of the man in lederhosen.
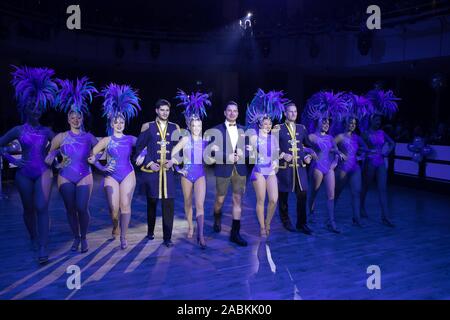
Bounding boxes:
[207,101,248,246]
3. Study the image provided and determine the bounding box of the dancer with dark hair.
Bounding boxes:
[171,90,211,249]
[334,93,371,227]
[360,89,399,227]
[303,91,346,233]
[246,89,287,237]
[0,66,58,264]
[276,102,314,235]
[88,83,141,249]
[135,99,180,248]
[45,77,98,253]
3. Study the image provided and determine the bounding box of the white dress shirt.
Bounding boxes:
[225,120,238,151]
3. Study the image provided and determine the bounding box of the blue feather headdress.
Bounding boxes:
[175,89,211,125]
[55,77,98,115]
[366,89,400,119]
[10,65,58,118]
[302,91,347,132]
[246,89,290,126]
[100,83,141,134]
[341,92,374,121]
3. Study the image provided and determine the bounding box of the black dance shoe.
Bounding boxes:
[146,234,155,240]
[297,224,313,235]
[382,217,395,228]
[38,246,49,265]
[352,218,364,227]
[230,233,248,247]
[326,222,341,234]
[282,220,296,232]
[213,212,222,233]
[163,240,174,248]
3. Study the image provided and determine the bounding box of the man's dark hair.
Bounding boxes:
[285,102,297,110]
[224,100,238,111]
[155,99,171,109]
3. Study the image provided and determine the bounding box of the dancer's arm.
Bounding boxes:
[88,137,114,173]
[0,126,20,148]
[0,126,25,167]
[45,132,64,166]
[383,131,395,156]
[171,136,188,166]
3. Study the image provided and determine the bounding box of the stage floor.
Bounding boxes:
[0,169,449,300]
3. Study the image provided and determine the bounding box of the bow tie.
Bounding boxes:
[228,123,236,127]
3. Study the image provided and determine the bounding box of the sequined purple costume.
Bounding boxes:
[251,134,278,181]
[18,124,53,180]
[59,131,98,184]
[182,138,207,183]
[310,134,335,175]
[337,134,360,173]
[106,135,135,183]
[367,130,385,167]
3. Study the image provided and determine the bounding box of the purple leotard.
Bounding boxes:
[367,130,385,167]
[18,124,52,180]
[182,138,207,183]
[59,131,98,184]
[337,134,360,173]
[106,135,135,183]
[310,133,335,175]
[251,134,278,181]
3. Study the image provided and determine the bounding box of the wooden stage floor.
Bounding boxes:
[0,169,449,300]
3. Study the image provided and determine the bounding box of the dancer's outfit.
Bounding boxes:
[181,137,208,183]
[277,122,312,232]
[250,132,278,181]
[106,134,135,183]
[59,131,98,184]
[310,133,336,175]
[58,130,98,252]
[302,90,347,233]
[135,120,180,246]
[360,89,400,226]
[0,126,54,248]
[51,76,99,252]
[335,132,365,224]
[0,66,58,264]
[98,83,141,249]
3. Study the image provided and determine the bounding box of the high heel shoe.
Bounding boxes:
[80,238,89,253]
[187,226,194,239]
[197,236,207,250]
[326,221,341,234]
[120,237,128,250]
[265,222,271,237]
[71,237,81,251]
[260,228,267,238]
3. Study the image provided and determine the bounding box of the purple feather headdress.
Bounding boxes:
[366,89,400,119]
[10,65,58,116]
[246,89,290,126]
[56,77,98,115]
[304,91,347,121]
[175,89,211,124]
[341,92,374,120]
[100,83,141,134]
